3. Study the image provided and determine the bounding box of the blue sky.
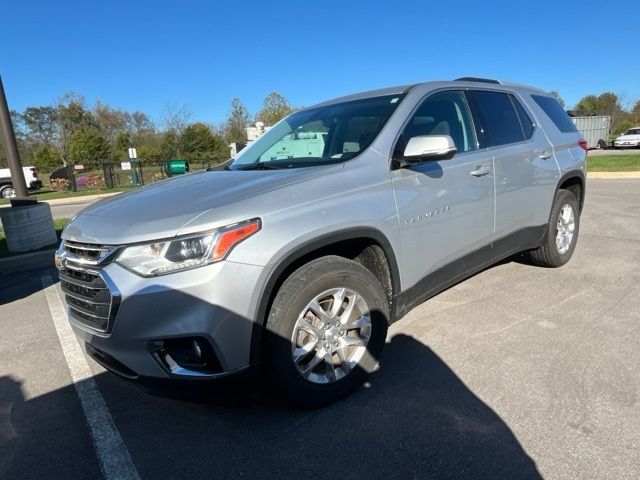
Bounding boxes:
[2,0,636,125]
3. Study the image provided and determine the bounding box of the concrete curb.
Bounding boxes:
[587,171,640,179]
[0,248,56,275]
[0,192,121,209]
[43,192,121,206]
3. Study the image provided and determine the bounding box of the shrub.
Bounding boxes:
[76,173,105,190]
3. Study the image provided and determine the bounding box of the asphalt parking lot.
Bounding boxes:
[1,179,638,480]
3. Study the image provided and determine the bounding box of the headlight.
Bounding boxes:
[116,218,261,276]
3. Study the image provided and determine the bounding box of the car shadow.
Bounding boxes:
[0,270,51,306]
[2,330,541,479]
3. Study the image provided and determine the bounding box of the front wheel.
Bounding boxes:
[263,255,389,408]
[526,189,580,268]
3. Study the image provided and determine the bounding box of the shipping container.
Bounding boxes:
[571,116,610,149]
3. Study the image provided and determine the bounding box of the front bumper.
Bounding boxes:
[614,141,640,148]
[65,259,266,380]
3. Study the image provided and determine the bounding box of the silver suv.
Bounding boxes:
[56,77,587,407]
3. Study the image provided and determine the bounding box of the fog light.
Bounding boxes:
[191,339,203,360]
[151,337,223,375]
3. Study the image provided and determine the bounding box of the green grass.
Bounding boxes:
[588,154,640,172]
[0,186,133,206]
[0,218,70,258]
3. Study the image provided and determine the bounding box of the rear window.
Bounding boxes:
[531,95,578,133]
[467,90,524,147]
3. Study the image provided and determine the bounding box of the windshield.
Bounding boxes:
[624,128,640,135]
[230,94,405,170]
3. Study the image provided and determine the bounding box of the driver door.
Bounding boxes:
[391,90,495,292]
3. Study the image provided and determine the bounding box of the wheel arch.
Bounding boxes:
[249,227,401,365]
[557,169,585,212]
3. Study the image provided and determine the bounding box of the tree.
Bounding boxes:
[20,106,58,147]
[614,120,635,135]
[56,92,94,165]
[159,130,180,159]
[180,123,228,161]
[68,129,109,165]
[550,91,565,109]
[137,144,163,161]
[632,100,640,120]
[131,111,155,137]
[575,94,599,115]
[255,92,294,126]
[574,92,630,134]
[93,101,132,144]
[29,145,62,170]
[160,103,192,136]
[111,131,132,162]
[223,98,250,144]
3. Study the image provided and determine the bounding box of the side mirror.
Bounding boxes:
[403,135,457,163]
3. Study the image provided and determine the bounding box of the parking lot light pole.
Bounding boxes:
[0,74,29,200]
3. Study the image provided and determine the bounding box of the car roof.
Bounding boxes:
[308,78,547,109]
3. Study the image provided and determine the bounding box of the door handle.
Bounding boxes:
[539,151,553,160]
[470,165,491,177]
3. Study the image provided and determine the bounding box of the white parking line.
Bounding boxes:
[41,273,140,480]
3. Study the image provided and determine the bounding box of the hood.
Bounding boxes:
[63,168,325,244]
[616,133,640,140]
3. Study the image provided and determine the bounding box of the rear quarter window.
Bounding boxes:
[531,95,578,133]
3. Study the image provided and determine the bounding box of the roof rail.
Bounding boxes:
[454,76,501,85]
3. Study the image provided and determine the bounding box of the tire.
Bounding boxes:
[0,185,16,199]
[263,255,389,408]
[526,189,580,268]
[597,139,607,150]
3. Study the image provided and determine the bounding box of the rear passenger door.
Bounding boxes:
[466,90,558,239]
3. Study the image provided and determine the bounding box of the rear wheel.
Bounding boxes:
[0,185,16,199]
[526,189,580,268]
[263,255,389,408]
[597,139,607,150]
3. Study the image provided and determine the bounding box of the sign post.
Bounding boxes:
[127,147,139,185]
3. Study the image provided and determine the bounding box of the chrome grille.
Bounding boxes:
[63,240,118,265]
[58,240,121,334]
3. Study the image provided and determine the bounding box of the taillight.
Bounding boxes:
[578,139,588,152]
[30,167,38,179]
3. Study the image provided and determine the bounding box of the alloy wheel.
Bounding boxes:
[555,203,575,255]
[291,287,371,384]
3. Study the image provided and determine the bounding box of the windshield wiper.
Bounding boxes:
[235,161,289,170]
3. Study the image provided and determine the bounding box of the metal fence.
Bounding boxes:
[49,159,225,192]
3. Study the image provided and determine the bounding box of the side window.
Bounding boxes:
[467,90,524,147]
[531,94,578,133]
[511,95,534,140]
[395,90,476,158]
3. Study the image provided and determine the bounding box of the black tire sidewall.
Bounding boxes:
[264,256,389,407]
[545,189,580,266]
